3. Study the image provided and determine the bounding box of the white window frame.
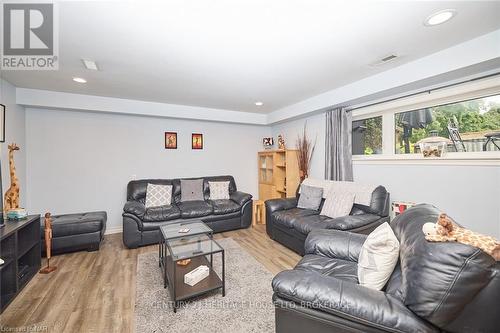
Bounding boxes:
[351,76,500,166]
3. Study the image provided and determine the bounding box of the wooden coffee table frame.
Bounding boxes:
[159,229,225,313]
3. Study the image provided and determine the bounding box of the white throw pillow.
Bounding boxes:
[209,181,230,200]
[145,184,172,208]
[358,222,400,290]
[320,190,355,218]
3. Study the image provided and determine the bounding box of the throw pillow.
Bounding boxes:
[180,179,204,202]
[320,190,355,218]
[209,181,230,200]
[297,185,323,210]
[358,222,400,290]
[145,183,172,208]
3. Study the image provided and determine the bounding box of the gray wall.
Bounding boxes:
[0,79,27,207]
[271,113,500,238]
[26,108,270,232]
[7,86,500,238]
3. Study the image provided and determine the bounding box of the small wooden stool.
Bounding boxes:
[252,200,266,226]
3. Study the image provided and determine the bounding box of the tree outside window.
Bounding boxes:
[395,94,500,153]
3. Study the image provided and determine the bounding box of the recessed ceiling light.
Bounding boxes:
[424,9,457,26]
[73,77,87,83]
[255,102,263,106]
[82,59,99,71]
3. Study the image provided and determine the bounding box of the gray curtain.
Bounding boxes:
[325,107,353,181]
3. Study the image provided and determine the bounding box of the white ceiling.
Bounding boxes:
[2,0,500,113]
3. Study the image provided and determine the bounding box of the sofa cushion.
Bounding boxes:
[320,190,355,218]
[202,176,237,198]
[127,179,175,202]
[177,200,213,218]
[272,208,319,229]
[142,205,181,222]
[145,183,172,208]
[323,213,381,231]
[358,222,400,290]
[49,212,106,237]
[209,181,230,200]
[209,199,240,215]
[180,179,204,202]
[295,254,358,283]
[297,185,323,210]
[290,215,336,235]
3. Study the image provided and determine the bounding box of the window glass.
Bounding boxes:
[395,94,500,154]
[352,116,382,155]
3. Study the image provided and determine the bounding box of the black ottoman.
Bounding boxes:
[41,211,107,255]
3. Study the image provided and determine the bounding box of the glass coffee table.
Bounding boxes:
[159,221,225,312]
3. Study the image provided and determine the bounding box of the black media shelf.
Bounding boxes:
[0,215,41,313]
[0,257,14,270]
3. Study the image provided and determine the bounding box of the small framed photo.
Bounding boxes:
[165,132,177,149]
[192,133,203,149]
[263,137,274,148]
[0,104,5,143]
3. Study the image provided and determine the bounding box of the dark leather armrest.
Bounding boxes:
[272,270,437,333]
[265,197,298,214]
[324,214,382,231]
[230,191,252,206]
[305,229,366,261]
[123,201,146,218]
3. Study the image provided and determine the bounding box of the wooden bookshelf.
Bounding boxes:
[258,150,299,201]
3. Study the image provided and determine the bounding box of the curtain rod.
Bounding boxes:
[346,71,500,112]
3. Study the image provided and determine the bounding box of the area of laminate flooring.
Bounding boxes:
[0,224,300,333]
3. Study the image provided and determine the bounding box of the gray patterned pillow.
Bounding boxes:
[180,179,204,202]
[320,189,355,218]
[209,181,230,200]
[297,185,323,210]
[145,184,172,208]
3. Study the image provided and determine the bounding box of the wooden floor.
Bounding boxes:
[1,224,300,333]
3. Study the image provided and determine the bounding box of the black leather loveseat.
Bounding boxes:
[265,185,390,255]
[122,175,252,248]
[272,204,500,333]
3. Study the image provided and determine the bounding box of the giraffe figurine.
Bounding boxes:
[4,143,21,212]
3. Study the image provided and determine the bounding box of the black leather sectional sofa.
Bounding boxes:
[271,204,500,333]
[122,175,252,248]
[265,185,390,255]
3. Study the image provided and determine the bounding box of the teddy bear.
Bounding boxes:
[422,213,500,261]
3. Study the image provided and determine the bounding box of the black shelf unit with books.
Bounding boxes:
[0,215,41,313]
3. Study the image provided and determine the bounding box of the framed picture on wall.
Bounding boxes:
[165,132,177,149]
[0,104,5,143]
[192,133,203,149]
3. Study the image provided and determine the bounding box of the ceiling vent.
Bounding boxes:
[82,59,99,70]
[370,54,399,67]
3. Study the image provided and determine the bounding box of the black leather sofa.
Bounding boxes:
[272,204,500,333]
[265,185,390,255]
[122,175,252,248]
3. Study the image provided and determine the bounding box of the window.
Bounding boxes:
[351,76,500,163]
[394,94,500,154]
[352,116,382,155]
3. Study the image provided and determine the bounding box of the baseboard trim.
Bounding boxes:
[105,226,123,235]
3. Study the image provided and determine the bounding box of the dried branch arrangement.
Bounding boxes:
[296,123,316,182]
